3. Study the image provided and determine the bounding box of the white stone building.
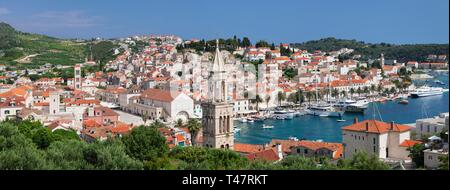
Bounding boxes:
[342,118,415,160]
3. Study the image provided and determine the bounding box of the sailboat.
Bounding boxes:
[306,76,344,117]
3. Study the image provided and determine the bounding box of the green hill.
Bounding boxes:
[0,22,109,69]
[292,37,449,62]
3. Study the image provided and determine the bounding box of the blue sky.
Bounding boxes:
[0,0,448,44]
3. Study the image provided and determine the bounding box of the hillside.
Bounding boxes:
[0,22,118,69]
[292,37,449,62]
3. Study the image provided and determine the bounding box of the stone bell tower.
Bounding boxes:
[202,39,234,150]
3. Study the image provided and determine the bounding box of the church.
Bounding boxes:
[201,39,235,150]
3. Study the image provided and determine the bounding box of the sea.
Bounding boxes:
[235,71,449,145]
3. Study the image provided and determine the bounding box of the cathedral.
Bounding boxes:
[201,39,234,150]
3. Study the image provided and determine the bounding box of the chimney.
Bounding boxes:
[354,117,359,124]
[365,122,369,131]
[276,143,283,160]
[390,121,394,130]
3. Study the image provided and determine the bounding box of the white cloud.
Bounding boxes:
[0,7,11,15]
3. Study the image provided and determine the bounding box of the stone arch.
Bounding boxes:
[175,111,190,122]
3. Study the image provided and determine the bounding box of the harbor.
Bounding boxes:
[235,72,449,145]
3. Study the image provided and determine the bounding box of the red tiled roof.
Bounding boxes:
[234,143,265,154]
[246,149,279,162]
[342,120,411,134]
[140,88,180,102]
[399,140,422,147]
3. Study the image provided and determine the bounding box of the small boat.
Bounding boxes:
[239,118,247,123]
[247,118,255,123]
[399,99,409,104]
[434,80,445,85]
[274,115,286,120]
[337,115,346,122]
[288,136,299,141]
[262,124,274,129]
[233,128,241,133]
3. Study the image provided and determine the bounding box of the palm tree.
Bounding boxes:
[377,84,383,95]
[297,89,305,104]
[254,94,263,111]
[305,91,313,105]
[265,95,271,109]
[370,84,376,95]
[363,86,369,96]
[277,91,286,106]
[186,118,202,146]
[356,87,362,97]
[332,88,339,99]
[350,88,355,98]
[390,87,396,94]
[340,90,347,98]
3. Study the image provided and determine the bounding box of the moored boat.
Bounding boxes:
[411,86,445,98]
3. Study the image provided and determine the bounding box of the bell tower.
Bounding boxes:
[202,39,234,150]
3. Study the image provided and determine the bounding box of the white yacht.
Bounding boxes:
[307,103,344,117]
[411,86,445,98]
[332,99,368,113]
[262,124,274,129]
[272,110,294,120]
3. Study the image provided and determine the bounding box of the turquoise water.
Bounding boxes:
[235,73,449,144]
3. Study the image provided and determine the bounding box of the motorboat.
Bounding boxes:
[411,86,445,98]
[233,128,241,133]
[262,124,274,129]
[272,110,294,120]
[307,103,344,117]
[239,118,247,123]
[399,99,409,104]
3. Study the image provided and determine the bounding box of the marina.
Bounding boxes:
[235,73,449,145]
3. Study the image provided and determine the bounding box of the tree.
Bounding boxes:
[363,86,369,96]
[122,126,169,161]
[390,87,396,94]
[337,151,390,170]
[332,88,339,98]
[254,94,263,111]
[265,95,271,109]
[370,84,376,95]
[170,146,248,170]
[297,89,305,104]
[350,88,355,98]
[277,91,286,106]
[340,90,347,98]
[141,112,148,125]
[241,37,251,47]
[52,129,79,141]
[176,119,183,128]
[32,127,54,149]
[356,87,362,97]
[438,154,449,170]
[408,144,426,168]
[377,84,383,94]
[306,91,313,105]
[283,68,297,79]
[270,43,276,50]
[186,119,202,146]
[255,40,270,48]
